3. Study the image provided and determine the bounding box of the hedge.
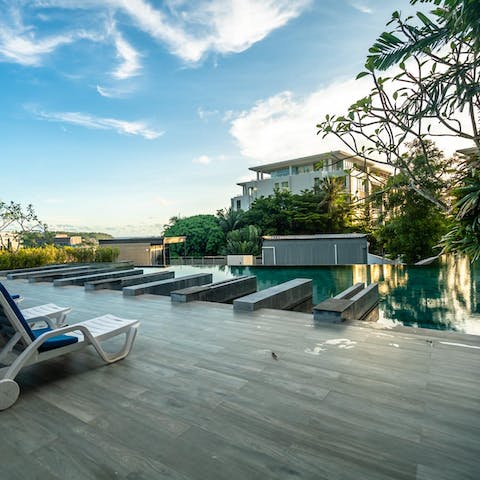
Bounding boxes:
[0,246,119,270]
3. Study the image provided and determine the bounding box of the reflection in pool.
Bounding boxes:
[149,256,480,335]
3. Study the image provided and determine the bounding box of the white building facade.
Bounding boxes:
[231,151,391,211]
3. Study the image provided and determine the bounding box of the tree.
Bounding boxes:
[163,215,225,257]
[0,201,46,251]
[317,0,480,257]
[242,184,353,236]
[439,151,480,259]
[242,190,295,235]
[224,225,262,255]
[377,140,451,262]
[216,207,245,235]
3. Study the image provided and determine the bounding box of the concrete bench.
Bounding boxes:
[85,271,174,290]
[313,282,379,323]
[8,265,94,280]
[123,273,213,296]
[1,264,85,277]
[53,269,142,287]
[28,267,121,283]
[233,278,312,312]
[171,276,257,303]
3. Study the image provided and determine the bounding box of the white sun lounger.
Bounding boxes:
[0,282,140,410]
[21,303,72,327]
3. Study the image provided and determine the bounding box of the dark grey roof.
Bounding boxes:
[248,151,386,174]
[99,237,164,245]
[262,234,367,240]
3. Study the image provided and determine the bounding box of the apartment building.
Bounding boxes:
[231,151,391,211]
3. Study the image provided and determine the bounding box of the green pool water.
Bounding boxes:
[156,256,480,335]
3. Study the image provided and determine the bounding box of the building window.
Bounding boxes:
[292,165,312,175]
[270,168,289,178]
[236,200,241,210]
[281,181,289,191]
[274,182,280,190]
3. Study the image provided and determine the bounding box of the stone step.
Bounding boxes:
[123,273,213,296]
[233,278,312,312]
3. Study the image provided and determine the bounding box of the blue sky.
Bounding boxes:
[0,0,460,236]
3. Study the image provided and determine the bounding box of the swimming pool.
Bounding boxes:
[149,256,480,335]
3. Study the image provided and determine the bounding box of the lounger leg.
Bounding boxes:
[0,379,20,410]
[89,326,138,363]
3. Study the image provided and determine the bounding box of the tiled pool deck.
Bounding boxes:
[1,277,480,479]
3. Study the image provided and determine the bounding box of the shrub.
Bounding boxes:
[0,245,119,269]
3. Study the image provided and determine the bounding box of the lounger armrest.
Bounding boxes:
[25,315,56,329]
[28,323,96,351]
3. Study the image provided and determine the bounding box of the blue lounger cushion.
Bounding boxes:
[0,282,78,351]
[32,327,78,352]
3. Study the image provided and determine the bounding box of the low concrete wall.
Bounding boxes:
[85,271,174,290]
[226,255,255,266]
[53,269,141,287]
[313,283,379,323]
[233,278,312,312]
[123,273,213,296]
[171,276,257,303]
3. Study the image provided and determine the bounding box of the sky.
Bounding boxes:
[0,0,471,236]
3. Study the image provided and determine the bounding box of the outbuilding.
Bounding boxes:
[99,236,186,266]
[262,234,368,266]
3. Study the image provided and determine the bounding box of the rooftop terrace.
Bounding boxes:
[1,277,480,479]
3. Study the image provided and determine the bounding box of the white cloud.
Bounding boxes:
[192,0,312,59]
[192,154,212,165]
[229,77,373,163]
[0,25,94,66]
[96,85,120,98]
[197,107,219,121]
[111,29,142,79]
[153,196,173,206]
[29,107,163,139]
[228,73,472,164]
[21,0,311,64]
[349,2,373,14]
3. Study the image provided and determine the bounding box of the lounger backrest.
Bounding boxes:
[0,282,35,345]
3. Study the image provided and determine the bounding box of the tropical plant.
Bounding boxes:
[317,0,479,257]
[224,225,262,255]
[216,207,245,235]
[375,140,451,262]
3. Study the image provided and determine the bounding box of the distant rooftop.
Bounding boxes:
[100,237,164,245]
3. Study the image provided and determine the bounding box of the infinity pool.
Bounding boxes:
[152,256,480,335]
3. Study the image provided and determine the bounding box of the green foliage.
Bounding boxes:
[0,200,46,251]
[242,179,353,236]
[21,231,56,247]
[0,246,119,270]
[317,0,480,260]
[376,141,451,262]
[216,207,245,234]
[163,214,225,257]
[224,225,262,255]
[439,167,480,260]
[94,247,120,263]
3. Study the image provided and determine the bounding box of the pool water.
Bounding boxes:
[150,256,480,335]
